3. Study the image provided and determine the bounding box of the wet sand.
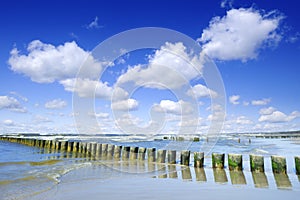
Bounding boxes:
[33,176,299,200]
[29,162,300,200]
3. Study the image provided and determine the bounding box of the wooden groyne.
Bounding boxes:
[1,135,299,177]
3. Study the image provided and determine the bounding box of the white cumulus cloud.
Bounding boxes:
[0,96,27,113]
[3,119,15,126]
[88,112,110,118]
[258,107,300,123]
[60,78,128,100]
[198,7,283,61]
[259,106,276,115]
[117,42,203,90]
[251,98,271,105]
[8,40,104,83]
[153,100,194,115]
[229,95,240,105]
[45,99,67,109]
[187,84,218,98]
[111,99,139,111]
[235,116,253,125]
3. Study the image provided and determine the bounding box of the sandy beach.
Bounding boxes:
[24,160,300,200]
[31,166,300,200]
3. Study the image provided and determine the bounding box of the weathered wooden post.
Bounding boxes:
[107,144,115,158]
[295,156,300,175]
[167,150,176,164]
[250,155,264,172]
[194,152,204,168]
[212,153,225,168]
[73,141,79,152]
[96,143,102,156]
[228,153,243,171]
[147,148,156,162]
[271,155,287,174]
[180,150,190,166]
[45,140,51,148]
[60,141,67,151]
[90,142,97,156]
[56,141,61,150]
[86,142,92,156]
[81,142,87,154]
[157,149,166,163]
[102,144,108,156]
[138,147,146,160]
[67,141,74,152]
[129,146,138,160]
[113,145,122,159]
[122,146,130,159]
[40,140,46,148]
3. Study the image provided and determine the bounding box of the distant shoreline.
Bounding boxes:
[1,130,300,139]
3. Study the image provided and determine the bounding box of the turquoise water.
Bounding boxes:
[1,135,300,200]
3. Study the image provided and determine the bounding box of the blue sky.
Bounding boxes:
[0,0,299,134]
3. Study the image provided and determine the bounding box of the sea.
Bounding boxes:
[1,133,300,200]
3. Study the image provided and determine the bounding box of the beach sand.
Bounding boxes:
[28,161,300,200]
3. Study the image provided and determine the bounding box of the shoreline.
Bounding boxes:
[29,164,300,200]
[1,136,300,200]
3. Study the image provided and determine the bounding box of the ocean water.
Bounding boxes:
[1,135,300,200]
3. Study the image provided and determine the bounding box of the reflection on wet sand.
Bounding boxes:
[229,171,246,185]
[148,162,156,173]
[213,168,228,184]
[273,173,292,190]
[195,167,207,182]
[157,163,168,178]
[39,144,298,191]
[252,172,269,188]
[181,167,192,181]
[168,165,178,179]
[158,173,168,178]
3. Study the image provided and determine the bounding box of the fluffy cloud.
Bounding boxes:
[0,96,27,113]
[60,78,129,100]
[187,84,218,98]
[229,95,240,105]
[3,119,15,126]
[88,112,110,118]
[259,106,276,115]
[111,99,139,111]
[153,100,194,115]
[117,42,203,89]
[251,98,271,105]
[8,40,104,83]
[198,8,283,61]
[61,78,110,99]
[45,99,67,109]
[235,116,253,125]
[258,107,300,123]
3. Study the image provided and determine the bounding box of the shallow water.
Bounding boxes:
[1,135,300,200]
